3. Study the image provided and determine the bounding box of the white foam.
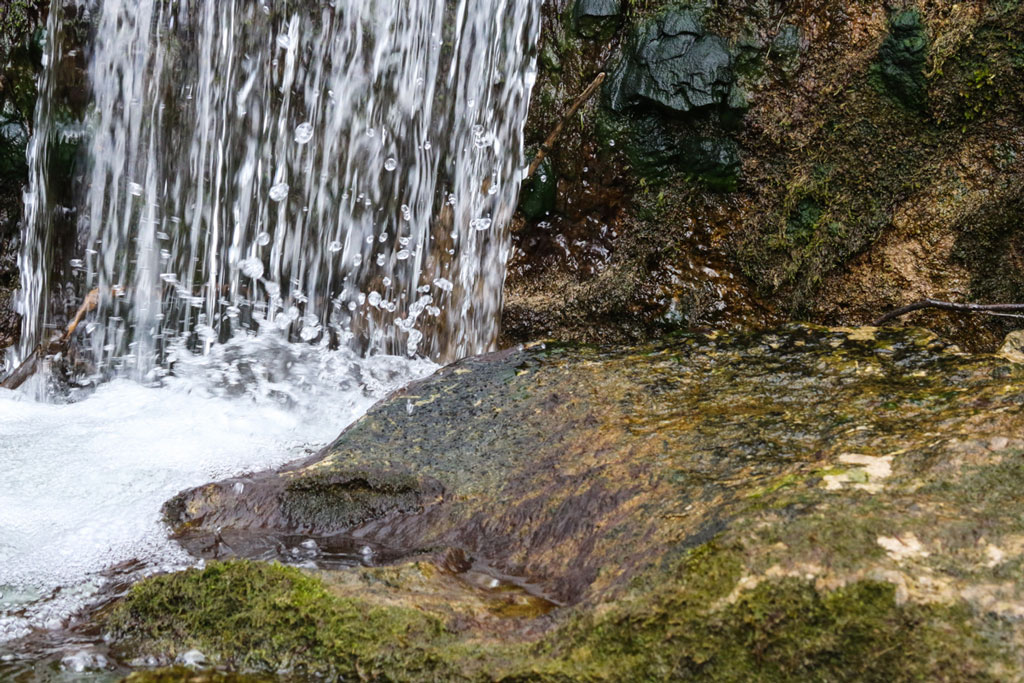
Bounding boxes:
[0,347,436,642]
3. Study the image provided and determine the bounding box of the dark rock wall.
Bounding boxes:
[506,0,1024,351]
[0,2,47,353]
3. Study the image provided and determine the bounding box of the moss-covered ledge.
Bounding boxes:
[99,324,1024,679]
[106,544,1009,681]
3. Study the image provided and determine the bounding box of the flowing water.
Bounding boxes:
[1,0,539,657]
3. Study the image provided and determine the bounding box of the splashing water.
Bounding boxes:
[0,0,540,648]
[0,346,437,643]
[17,0,539,378]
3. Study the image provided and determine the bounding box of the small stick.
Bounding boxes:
[872,298,1024,326]
[1,288,104,391]
[525,72,606,181]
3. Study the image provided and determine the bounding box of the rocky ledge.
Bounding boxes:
[88,325,1024,680]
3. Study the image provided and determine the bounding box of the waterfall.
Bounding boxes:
[17,0,539,381]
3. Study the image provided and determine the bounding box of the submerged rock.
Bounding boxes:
[102,325,1024,677]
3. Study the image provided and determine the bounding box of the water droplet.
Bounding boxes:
[276,34,291,49]
[328,240,342,253]
[128,182,143,196]
[384,158,397,172]
[433,277,454,292]
[69,259,84,269]
[240,258,264,279]
[470,217,492,231]
[382,277,392,287]
[256,232,271,246]
[269,182,289,202]
[376,253,386,266]
[294,122,314,144]
[368,291,382,307]
[396,249,410,260]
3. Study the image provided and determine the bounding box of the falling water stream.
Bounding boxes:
[0,0,539,657]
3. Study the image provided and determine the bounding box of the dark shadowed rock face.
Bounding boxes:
[607,8,736,115]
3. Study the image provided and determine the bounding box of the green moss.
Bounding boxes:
[107,542,1008,681]
[519,157,558,220]
[536,542,1004,681]
[105,561,457,679]
[870,9,929,111]
[281,466,428,531]
[124,668,272,682]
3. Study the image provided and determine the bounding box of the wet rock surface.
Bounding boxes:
[61,325,1024,678]
[507,0,1024,352]
[606,8,736,115]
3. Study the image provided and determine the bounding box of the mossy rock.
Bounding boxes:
[871,9,929,111]
[572,0,622,41]
[518,158,557,220]
[125,325,1024,677]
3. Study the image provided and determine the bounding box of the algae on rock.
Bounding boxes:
[103,325,1024,678]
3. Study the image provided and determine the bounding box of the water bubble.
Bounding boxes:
[376,254,386,266]
[256,232,271,246]
[401,204,411,220]
[328,240,342,253]
[384,158,397,172]
[470,217,492,231]
[269,182,289,202]
[240,258,264,279]
[294,122,314,144]
[433,277,454,292]
[396,249,411,260]
[368,291,382,307]
[382,277,392,287]
[378,233,388,243]
[352,254,363,267]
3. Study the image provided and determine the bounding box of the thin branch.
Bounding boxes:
[872,298,1024,326]
[1,288,104,391]
[525,72,606,181]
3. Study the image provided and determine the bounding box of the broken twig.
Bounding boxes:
[872,298,1024,327]
[525,72,606,181]
[1,288,103,391]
